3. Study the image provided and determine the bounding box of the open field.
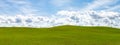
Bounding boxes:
[0,26,120,45]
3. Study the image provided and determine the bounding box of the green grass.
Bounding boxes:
[0,25,120,45]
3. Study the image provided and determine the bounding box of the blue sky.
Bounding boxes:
[0,0,120,16]
[0,0,120,28]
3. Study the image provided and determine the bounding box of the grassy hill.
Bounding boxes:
[0,25,120,45]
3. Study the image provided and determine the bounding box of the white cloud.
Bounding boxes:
[97,11,119,17]
[0,0,119,28]
[0,10,120,28]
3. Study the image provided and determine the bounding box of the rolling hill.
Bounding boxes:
[0,25,120,45]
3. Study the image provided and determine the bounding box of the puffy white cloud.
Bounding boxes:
[97,11,119,17]
[0,10,120,28]
[55,10,120,28]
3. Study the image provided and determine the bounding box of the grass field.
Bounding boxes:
[0,25,120,45]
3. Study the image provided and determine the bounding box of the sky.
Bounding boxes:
[0,0,119,16]
[0,0,120,28]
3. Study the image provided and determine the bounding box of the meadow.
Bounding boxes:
[0,25,120,45]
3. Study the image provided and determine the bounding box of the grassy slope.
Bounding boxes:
[0,26,120,45]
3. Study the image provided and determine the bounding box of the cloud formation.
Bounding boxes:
[0,10,120,28]
[0,0,120,28]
